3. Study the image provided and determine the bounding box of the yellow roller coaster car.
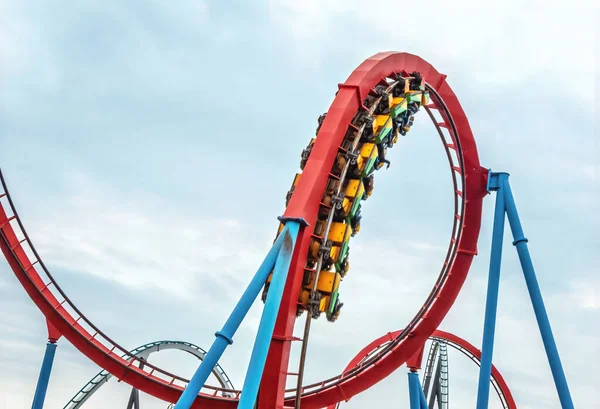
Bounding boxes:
[285,173,302,207]
[336,179,365,219]
[266,73,430,323]
[309,220,352,269]
[299,270,342,320]
[351,143,378,177]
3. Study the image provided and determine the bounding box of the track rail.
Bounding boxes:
[64,340,235,409]
[0,52,487,409]
[326,329,517,409]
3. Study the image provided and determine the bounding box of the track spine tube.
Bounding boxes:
[436,386,443,409]
[126,387,140,409]
[408,372,421,409]
[174,227,289,409]
[428,355,442,409]
[502,176,575,409]
[476,172,507,409]
[31,341,57,409]
[422,342,437,396]
[126,358,144,409]
[418,379,429,409]
[238,222,299,409]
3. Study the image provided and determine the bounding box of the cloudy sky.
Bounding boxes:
[0,1,597,408]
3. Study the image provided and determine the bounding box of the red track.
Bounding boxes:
[0,52,487,409]
[325,329,517,409]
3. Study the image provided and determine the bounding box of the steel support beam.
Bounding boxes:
[476,171,574,409]
[238,221,300,409]
[31,341,58,409]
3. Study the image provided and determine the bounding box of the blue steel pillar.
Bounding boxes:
[237,221,300,409]
[502,177,575,409]
[408,371,429,409]
[408,372,422,409]
[174,226,290,409]
[31,341,57,409]
[476,172,507,409]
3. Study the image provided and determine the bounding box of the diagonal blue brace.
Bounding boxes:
[408,371,429,409]
[408,371,422,409]
[476,170,574,409]
[237,220,300,409]
[502,175,574,409]
[418,376,429,409]
[31,341,57,409]
[174,225,291,409]
[408,371,428,409]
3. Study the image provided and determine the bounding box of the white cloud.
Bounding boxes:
[569,279,599,310]
[579,288,597,310]
[582,164,598,182]
[0,379,38,409]
[0,1,59,89]
[19,170,270,300]
[0,0,212,102]
[267,0,595,105]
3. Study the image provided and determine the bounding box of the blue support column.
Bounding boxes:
[476,172,507,409]
[408,372,422,409]
[237,221,300,409]
[502,177,575,409]
[31,341,57,409]
[174,227,289,409]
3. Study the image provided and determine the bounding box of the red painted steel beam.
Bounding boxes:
[46,320,62,343]
[406,344,426,372]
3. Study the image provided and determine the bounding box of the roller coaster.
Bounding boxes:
[0,52,575,409]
